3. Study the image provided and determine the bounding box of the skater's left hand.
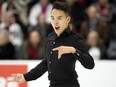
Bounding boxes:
[52,46,76,59]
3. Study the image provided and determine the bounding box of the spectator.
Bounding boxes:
[87,31,101,60]
[1,0,29,26]
[0,10,23,56]
[28,13,52,42]
[19,29,45,60]
[28,1,54,43]
[0,30,15,59]
[28,0,52,26]
[86,5,98,31]
[13,0,30,26]
[96,21,110,48]
[87,31,107,59]
[92,0,116,22]
[68,0,88,26]
[74,20,89,39]
[66,0,89,38]
[1,0,18,23]
[0,0,6,22]
[65,0,75,7]
[1,0,30,38]
[37,13,52,37]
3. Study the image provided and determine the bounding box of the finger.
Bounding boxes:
[58,52,62,59]
[12,74,20,82]
[7,77,15,82]
[7,79,14,82]
[15,75,21,82]
[17,75,22,82]
[11,74,17,77]
[52,47,59,51]
[58,54,60,59]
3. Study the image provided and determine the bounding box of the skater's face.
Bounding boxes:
[51,9,71,36]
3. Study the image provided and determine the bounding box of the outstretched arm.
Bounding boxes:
[8,52,47,83]
[24,56,47,81]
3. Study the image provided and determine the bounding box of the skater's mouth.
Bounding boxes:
[55,26,60,30]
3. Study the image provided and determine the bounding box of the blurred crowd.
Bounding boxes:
[0,0,116,60]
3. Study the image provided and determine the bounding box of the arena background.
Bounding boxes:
[0,0,116,87]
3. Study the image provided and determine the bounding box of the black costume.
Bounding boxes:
[24,26,95,87]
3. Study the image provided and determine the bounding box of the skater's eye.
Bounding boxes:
[58,16,62,20]
[51,17,54,20]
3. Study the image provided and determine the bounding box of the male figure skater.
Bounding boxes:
[9,1,95,87]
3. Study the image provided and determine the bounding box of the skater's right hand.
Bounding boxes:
[8,74,26,84]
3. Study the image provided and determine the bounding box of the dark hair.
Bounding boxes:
[28,27,41,38]
[52,1,71,16]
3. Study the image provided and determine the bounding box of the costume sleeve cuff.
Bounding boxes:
[73,49,82,58]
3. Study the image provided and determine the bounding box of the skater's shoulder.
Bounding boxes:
[47,31,57,41]
[70,31,84,40]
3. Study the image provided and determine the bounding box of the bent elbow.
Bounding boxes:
[85,61,95,69]
[87,63,95,69]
